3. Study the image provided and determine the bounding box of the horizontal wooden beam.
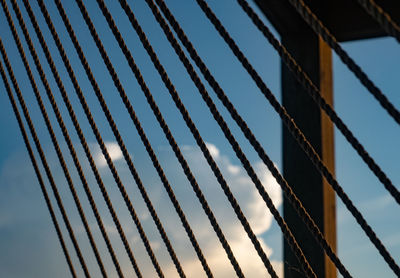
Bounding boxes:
[255,0,400,42]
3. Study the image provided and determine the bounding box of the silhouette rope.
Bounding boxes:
[0,55,77,278]
[55,0,168,277]
[0,4,93,277]
[194,0,400,275]
[42,0,194,277]
[153,0,351,277]
[356,0,400,44]
[199,0,399,275]
[22,0,135,276]
[41,1,206,277]
[95,0,280,276]
[287,0,400,127]
[238,0,400,212]
[55,1,185,277]
[88,0,216,277]
[143,0,321,277]
[8,1,110,276]
[69,0,243,276]
[37,2,145,277]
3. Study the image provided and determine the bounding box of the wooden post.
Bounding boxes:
[281,32,336,278]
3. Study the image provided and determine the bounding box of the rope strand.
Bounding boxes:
[37,1,145,276]
[53,1,186,277]
[153,0,351,277]
[7,1,110,276]
[356,0,400,44]
[0,36,91,278]
[67,0,240,275]
[143,0,319,276]
[55,0,166,276]
[195,0,400,275]
[238,0,400,214]
[22,0,132,276]
[287,0,400,126]
[123,0,311,276]
[0,56,77,278]
[93,0,217,276]
[1,1,397,277]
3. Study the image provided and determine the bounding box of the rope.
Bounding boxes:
[196,0,400,275]
[147,0,320,275]
[74,0,248,275]
[0,3,93,277]
[61,1,185,276]
[22,0,129,276]
[97,0,247,276]
[37,1,143,277]
[93,1,216,276]
[45,0,184,276]
[59,0,195,276]
[128,0,310,276]
[287,0,400,126]
[153,0,351,277]
[356,0,400,44]
[238,0,400,216]
[98,1,272,272]
[0,55,77,278]
[66,0,239,275]
[54,0,166,276]
[115,0,284,275]
[8,0,110,276]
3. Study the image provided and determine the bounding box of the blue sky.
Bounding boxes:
[0,0,399,277]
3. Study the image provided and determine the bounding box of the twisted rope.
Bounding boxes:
[55,0,168,276]
[154,0,352,277]
[22,0,133,276]
[135,0,315,276]
[9,1,110,275]
[238,0,400,215]
[49,0,187,276]
[98,1,272,274]
[356,0,400,43]
[94,0,216,277]
[61,0,193,276]
[197,0,400,275]
[287,0,400,126]
[0,55,77,278]
[37,1,144,277]
[70,0,241,275]
[0,3,92,277]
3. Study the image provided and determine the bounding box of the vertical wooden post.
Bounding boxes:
[281,31,336,277]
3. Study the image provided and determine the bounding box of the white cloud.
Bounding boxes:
[205,142,220,159]
[227,164,240,175]
[94,142,123,167]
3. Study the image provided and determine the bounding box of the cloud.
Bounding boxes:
[94,141,123,167]
[0,142,283,277]
[205,142,220,159]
